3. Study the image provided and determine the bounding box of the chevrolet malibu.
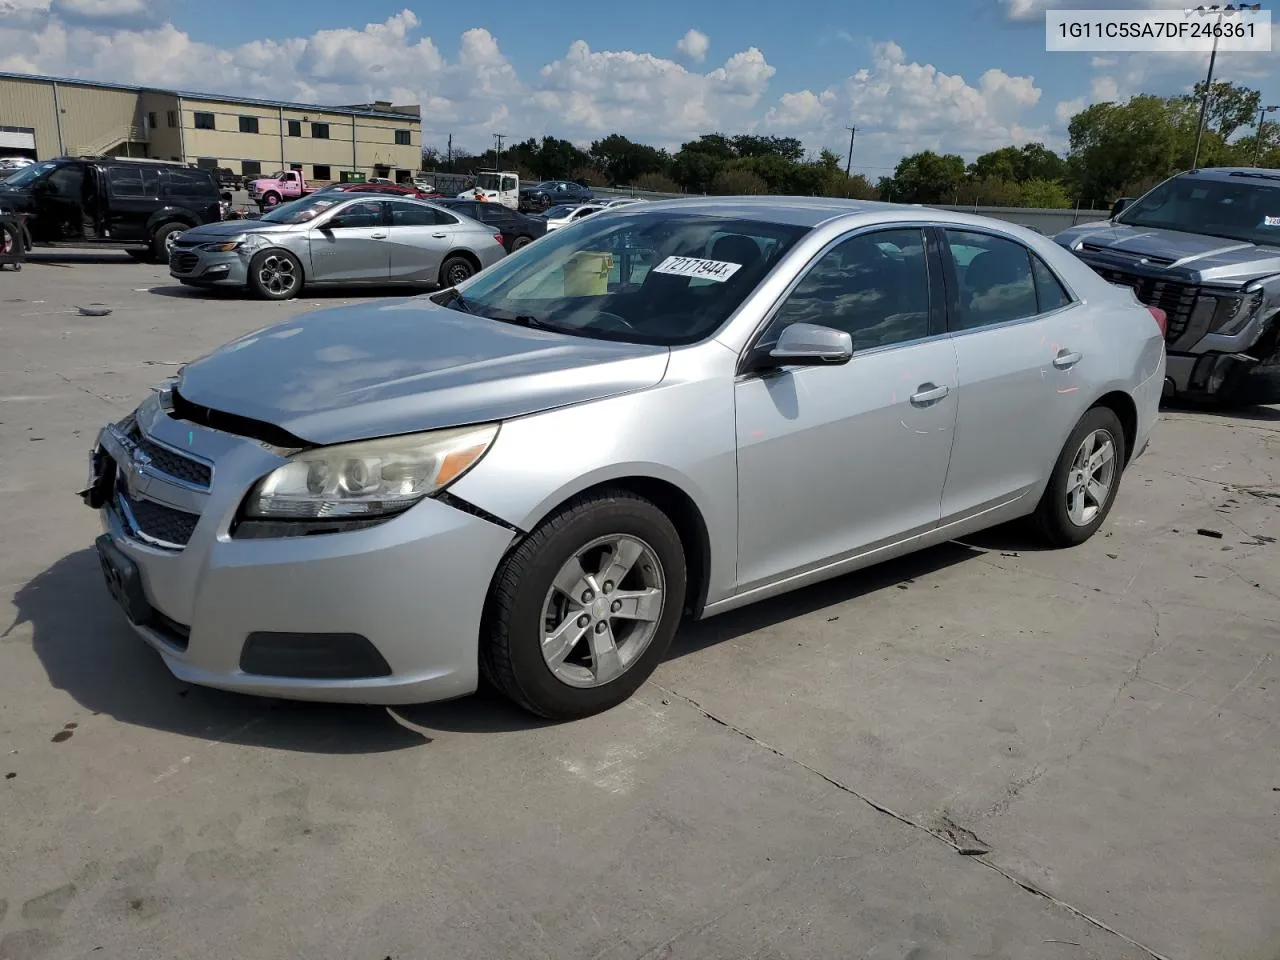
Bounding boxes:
[86,197,1166,719]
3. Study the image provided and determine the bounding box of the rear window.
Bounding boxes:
[163,168,216,198]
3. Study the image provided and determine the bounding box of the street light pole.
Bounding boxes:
[1189,4,1263,171]
[844,126,856,177]
[1253,105,1279,166]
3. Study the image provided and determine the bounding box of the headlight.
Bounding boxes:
[243,423,498,520]
[1208,288,1264,336]
[199,238,245,252]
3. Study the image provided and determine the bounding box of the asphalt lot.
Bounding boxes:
[0,250,1277,960]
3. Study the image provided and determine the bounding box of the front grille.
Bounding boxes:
[170,252,198,273]
[125,420,212,488]
[1087,265,1198,342]
[117,487,199,547]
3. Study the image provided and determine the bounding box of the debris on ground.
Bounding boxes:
[77,305,112,317]
[1196,528,1224,539]
[937,814,991,856]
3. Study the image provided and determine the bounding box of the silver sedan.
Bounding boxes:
[168,193,506,300]
[88,197,1165,719]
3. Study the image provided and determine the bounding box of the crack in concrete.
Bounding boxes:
[652,682,1174,960]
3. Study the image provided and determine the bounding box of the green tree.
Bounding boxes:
[1067,96,1193,201]
[882,151,967,203]
[969,147,1022,183]
[710,167,768,195]
[1017,178,1072,208]
[1181,80,1262,139]
[633,171,681,193]
[588,135,669,186]
[1016,142,1068,182]
[729,134,805,162]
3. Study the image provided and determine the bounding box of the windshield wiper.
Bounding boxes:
[484,310,557,330]
[434,288,475,314]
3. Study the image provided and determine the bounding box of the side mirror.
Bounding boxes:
[755,322,854,370]
[1110,197,1134,219]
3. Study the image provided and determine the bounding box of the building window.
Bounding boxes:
[395,129,411,146]
[311,122,330,139]
[147,111,157,129]
[241,159,262,176]
[196,157,218,170]
[287,119,301,137]
[312,164,331,181]
[166,111,178,128]
[238,116,259,134]
[194,112,215,130]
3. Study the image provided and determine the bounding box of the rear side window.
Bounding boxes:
[390,203,455,226]
[163,169,216,198]
[107,165,159,198]
[944,230,1038,330]
[1031,255,1074,312]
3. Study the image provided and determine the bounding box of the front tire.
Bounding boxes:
[149,222,186,263]
[481,490,687,720]
[1033,407,1126,547]
[247,249,303,300]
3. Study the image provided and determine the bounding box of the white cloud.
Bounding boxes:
[54,0,149,17]
[1091,75,1120,102]
[676,28,708,63]
[1055,97,1085,125]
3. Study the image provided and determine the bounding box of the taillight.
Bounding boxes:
[1146,306,1168,337]
[494,233,504,247]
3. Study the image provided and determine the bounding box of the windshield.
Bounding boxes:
[1118,174,1280,247]
[476,173,504,191]
[446,210,808,346]
[3,161,58,188]
[259,193,342,224]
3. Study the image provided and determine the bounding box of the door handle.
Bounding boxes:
[431,232,448,238]
[910,383,950,407]
[369,232,388,240]
[1053,350,1082,369]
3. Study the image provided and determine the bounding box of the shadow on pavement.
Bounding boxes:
[146,284,433,301]
[24,251,135,266]
[15,540,988,747]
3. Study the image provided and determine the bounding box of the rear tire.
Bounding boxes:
[481,490,686,720]
[511,235,533,251]
[1033,407,1126,548]
[247,249,303,300]
[439,255,476,288]
[149,222,186,263]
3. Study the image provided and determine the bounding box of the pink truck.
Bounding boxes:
[247,170,312,208]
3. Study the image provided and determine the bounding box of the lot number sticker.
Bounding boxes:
[652,255,743,283]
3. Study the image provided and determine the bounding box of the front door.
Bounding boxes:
[937,228,1091,522]
[385,200,451,281]
[308,199,390,282]
[30,162,86,243]
[735,227,959,591]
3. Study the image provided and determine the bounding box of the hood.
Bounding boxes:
[178,219,297,239]
[175,298,670,445]
[1057,221,1280,285]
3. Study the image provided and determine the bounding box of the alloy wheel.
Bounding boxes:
[257,254,298,297]
[1064,428,1116,527]
[540,535,666,688]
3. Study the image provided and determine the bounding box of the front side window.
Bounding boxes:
[445,212,808,346]
[194,112,215,130]
[476,173,502,191]
[764,228,932,352]
[1117,174,1280,246]
[945,230,1038,330]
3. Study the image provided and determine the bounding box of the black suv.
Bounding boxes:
[518,179,593,213]
[0,157,222,263]
[435,199,548,252]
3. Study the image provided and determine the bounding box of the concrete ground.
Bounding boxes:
[0,250,1277,960]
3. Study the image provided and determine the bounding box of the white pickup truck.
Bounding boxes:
[458,170,520,209]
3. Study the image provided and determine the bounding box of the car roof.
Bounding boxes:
[1174,167,1280,186]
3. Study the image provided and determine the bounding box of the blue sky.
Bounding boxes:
[2,0,1276,176]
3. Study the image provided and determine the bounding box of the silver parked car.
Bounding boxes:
[86,198,1166,719]
[168,193,506,300]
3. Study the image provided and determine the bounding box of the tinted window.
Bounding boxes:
[475,206,510,225]
[945,230,1037,330]
[395,129,411,145]
[107,165,159,198]
[311,123,330,139]
[1031,255,1073,312]
[331,200,384,228]
[45,164,84,196]
[163,169,215,198]
[241,160,261,177]
[194,112,215,130]
[767,228,931,352]
[390,203,453,226]
[238,116,259,134]
[287,120,301,137]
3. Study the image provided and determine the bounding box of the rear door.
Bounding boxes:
[103,164,160,242]
[386,200,454,281]
[308,199,391,282]
[936,227,1091,523]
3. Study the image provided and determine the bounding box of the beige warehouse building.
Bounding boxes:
[0,71,422,184]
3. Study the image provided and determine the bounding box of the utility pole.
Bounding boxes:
[1253,104,1278,166]
[844,126,856,177]
[446,133,452,170]
[493,133,508,170]
[1191,3,1263,171]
